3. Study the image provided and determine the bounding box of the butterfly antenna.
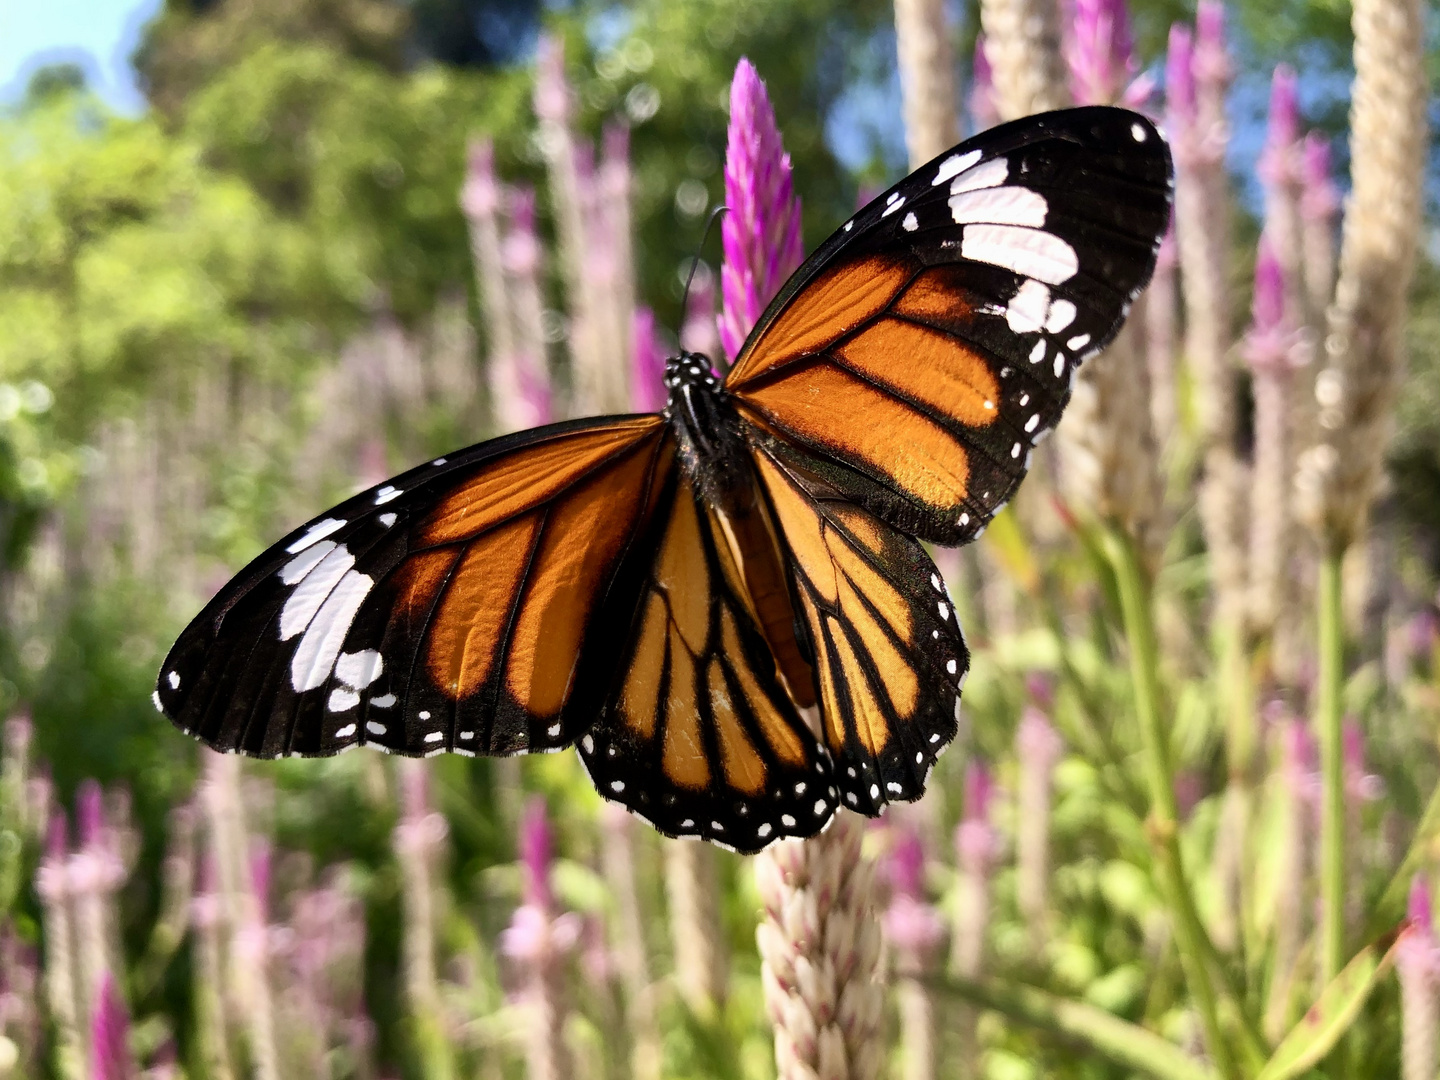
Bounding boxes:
[680,205,729,327]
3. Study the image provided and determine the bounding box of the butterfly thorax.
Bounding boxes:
[664,351,743,484]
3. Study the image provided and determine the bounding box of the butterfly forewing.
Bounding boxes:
[155,416,672,758]
[725,107,1173,547]
[578,470,836,853]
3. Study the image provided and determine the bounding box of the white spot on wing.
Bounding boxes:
[901,211,918,232]
[290,567,375,691]
[611,780,626,794]
[949,156,1008,194]
[1029,339,1045,363]
[167,670,180,689]
[1005,279,1051,334]
[946,658,957,675]
[1045,299,1077,332]
[870,783,880,799]
[938,601,950,620]
[1067,333,1091,350]
[280,545,356,640]
[151,690,164,713]
[949,186,1048,227]
[963,225,1078,285]
[373,485,401,505]
[757,822,772,838]
[1054,353,1066,378]
[286,518,346,554]
[334,723,356,738]
[1131,122,1147,141]
[370,694,396,708]
[280,541,337,585]
[335,650,384,690]
[1011,442,1022,458]
[582,734,594,754]
[547,723,561,738]
[367,720,387,735]
[327,688,360,712]
[813,799,827,816]
[379,513,397,528]
[424,731,443,743]
[932,149,981,186]
[782,814,796,827]
[881,196,905,217]
[843,220,853,232]
[1026,413,1040,432]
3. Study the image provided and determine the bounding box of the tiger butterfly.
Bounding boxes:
[155,107,1173,853]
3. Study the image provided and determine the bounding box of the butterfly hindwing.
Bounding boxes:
[155,416,672,758]
[749,434,968,816]
[579,469,837,853]
[725,107,1172,546]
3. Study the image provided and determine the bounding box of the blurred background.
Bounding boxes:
[0,0,1438,1078]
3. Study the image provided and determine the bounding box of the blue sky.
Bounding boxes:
[0,0,162,112]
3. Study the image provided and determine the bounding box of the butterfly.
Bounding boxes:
[155,106,1172,853]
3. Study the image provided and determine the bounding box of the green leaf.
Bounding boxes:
[1254,930,1401,1080]
[927,973,1217,1080]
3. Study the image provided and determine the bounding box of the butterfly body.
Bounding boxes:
[155,108,1173,853]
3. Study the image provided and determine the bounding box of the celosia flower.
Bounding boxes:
[631,307,667,413]
[1067,0,1148,107]
[1398,876,1440,1080]
[970,35,1000,133]
[1258,65,1301,191]
[882,826,946,965]
[718,58,804,361]
[1300,133,1340,224]
[1242,236,1306,376]
[89,972,135,1080]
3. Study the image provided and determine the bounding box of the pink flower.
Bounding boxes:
[631,307,668,413]
[718,59,804,362]
[1299,133,1340,223]
[1241,235,1306,376]
[1258,65,1301,191]
[90,972,136,1080]
[1067,0,1140,106]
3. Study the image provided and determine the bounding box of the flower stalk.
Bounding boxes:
[756,812,885,1080]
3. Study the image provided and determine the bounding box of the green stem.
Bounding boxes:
[1105,526,1241,1080]
[927,973,1218,1080]
[1316,550,1345,984]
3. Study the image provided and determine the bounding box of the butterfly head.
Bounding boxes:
[662,351,721,402]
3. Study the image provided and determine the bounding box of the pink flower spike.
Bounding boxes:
[1251,234,1285,333]
[1409,875,1435,937]
[885,826,927,899]
[1193,0,1232,86]
[1067,0,1138,106]
[719,58,804,362]
[631,307,667,413]
[1258,65,1300,189]
[519,797,554,912]
[963,760,994,823]
[1300,132,1340,222]
[1242,234,1303,375]
[90,972,136,1080]
[76,778,104,848]
[1165,25,1197,129]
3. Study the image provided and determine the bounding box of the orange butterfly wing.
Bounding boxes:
[726,108,1173,546]
[156,416,673,757]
